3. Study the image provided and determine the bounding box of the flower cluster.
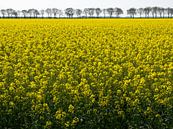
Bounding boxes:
[0,19,173,128]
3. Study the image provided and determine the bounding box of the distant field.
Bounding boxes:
[0,19,173,129]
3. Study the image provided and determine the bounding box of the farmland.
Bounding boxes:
[0,19,173,128]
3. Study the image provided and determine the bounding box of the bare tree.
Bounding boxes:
[28,9,39,18]
[6,8,15,17]
[107,8,114,18]
[88,8,95,17]
[137,8,144,18]
[127,8,136,18]
[95,8,102,18]
[65,8,74,18]
[34,9,39,18]
[58,10,63,18]
[161,8,166,18]
[46,8,52,18]
[40,10,45,18]
[170,8,173,17]
[52,8,59,18]
[1,9,6,18]
[166,8,173,18]
[143,7,151,18]
[83,8,89,18]
[12,10,18,18]
[16,10,21,18]
[114,8,123,17]
[157,7,165,18]
[22,10,28,18]
[76,9,82,17]
[151,7,159,18]
[28,9,33,18]
[103,9,106,18]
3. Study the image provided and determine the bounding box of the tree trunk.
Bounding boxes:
[159,13,161,18]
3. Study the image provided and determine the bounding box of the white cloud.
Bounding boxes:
[0,0,172,10]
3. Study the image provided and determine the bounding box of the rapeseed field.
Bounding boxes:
[0,19,173,128]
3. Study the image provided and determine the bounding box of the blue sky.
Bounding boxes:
[0,0,172,10]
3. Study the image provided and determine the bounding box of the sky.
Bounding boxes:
[0,0,172,11]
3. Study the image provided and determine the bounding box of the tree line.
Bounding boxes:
[0,7,173,18]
